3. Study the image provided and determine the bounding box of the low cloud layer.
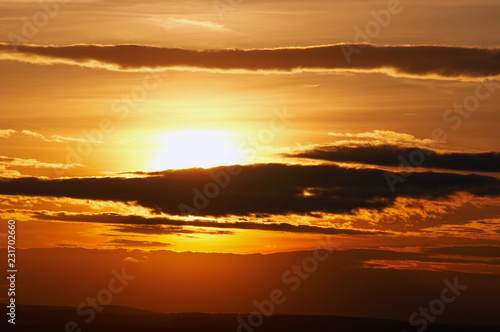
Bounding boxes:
[1,164,499,217]
[1,43,499,79]
[33,211,379,236]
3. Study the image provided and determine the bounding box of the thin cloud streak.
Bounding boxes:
[0,128,103,144]
[33,211,382,236]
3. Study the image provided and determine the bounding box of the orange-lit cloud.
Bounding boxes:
[0,155,82,178]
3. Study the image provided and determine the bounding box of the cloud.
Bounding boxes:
[422,245,500,258]
[33,211,380,236]
[1,43,500,79]
[342,247,500,274]
[348,248,496,265]
[123,256,148,263]
[20,129,102,144]
[166,18,227,31]
[0,128,103,144]
[361,259,500,275]
[112,224,235,236]
[0,129,16,138]
[0,156,82,178]
[326,130,438,147]
[105,238,171,248]
[285,144,500,172]
[0,156,81,170]
[1,164,499,217]
[421,219,500,239]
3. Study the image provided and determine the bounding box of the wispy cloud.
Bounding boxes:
[20,129,103,144]
[0,128,104,144]
[105,238,171,248]
[0,129,16,138]
[167,17,227,31]
[0,156,81,170]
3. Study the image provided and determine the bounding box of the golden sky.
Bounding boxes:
[0,0,499,325]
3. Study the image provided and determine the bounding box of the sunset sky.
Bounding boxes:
[1,0,500,328]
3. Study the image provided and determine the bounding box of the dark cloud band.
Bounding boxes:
[285,145,500,173]
[1,43,499,78]
[1,164,499,216]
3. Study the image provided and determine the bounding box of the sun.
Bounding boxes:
[151,129,243,170]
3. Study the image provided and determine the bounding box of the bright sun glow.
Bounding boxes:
[151,129,243,170]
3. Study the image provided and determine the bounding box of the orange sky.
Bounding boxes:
[0,0,499,325]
